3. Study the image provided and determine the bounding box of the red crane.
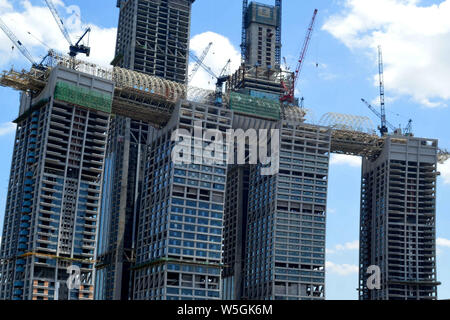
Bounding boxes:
[281,9,318,104]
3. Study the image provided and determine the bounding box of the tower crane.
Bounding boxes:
[188,42,213,84]
[45,0,91,58]
[362,46,414,137]
[361,99,398,134]
[189,52,231,105]
[280,9,318,105]
[0,17,50,71]
[361,99,413,136]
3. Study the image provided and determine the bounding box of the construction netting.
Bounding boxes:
[54,81,112,113]
[229,92,280,120]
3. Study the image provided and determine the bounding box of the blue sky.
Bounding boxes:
[0,0,449,300]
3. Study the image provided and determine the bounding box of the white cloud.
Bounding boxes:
[327,240,359,254]
[0,0,116,69]
[0,0,12,11]
[437,238,450,247]
[330,154,362,167]
[328,208,337,214]
[323,0,450,108]
[326,261,359,276]
[188,31,241,90]
[438,160,450,184]
[0,122,16,136]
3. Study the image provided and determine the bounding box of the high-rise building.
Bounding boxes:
[243,120,330,300]
[244,2,280,69]
[229,1,288,103]
[0,66,113,300]
[132,100,232,300]
[221,90,329,300]
[95,0,195,300]
[113,0,195,84]
[359,135,440,300]
[224,1,330,300]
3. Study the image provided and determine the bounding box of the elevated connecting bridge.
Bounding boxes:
[1,54,448,163]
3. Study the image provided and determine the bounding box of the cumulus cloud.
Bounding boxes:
[438,160,450,184]
[0,122,16,136]
[326,261,359,276]
[323,0,450,108]
[437,238,450,247]
[327,240,359,254]
[0,0,11,11]
[330,154,362,167]
[188,31,241,90]
[0,0,116,68]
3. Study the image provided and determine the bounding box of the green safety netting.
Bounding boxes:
[229,92,280,120]
[54,81,112,113]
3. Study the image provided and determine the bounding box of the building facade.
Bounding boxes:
[222,165,249,300]
[244,2,280,69]
[114,0,195,84]
[359,135,440,300]
[132,100,232,300]
[94,118,149,300]
[0,66,113,300]
[243,121,330,300]
[95,0,195,300]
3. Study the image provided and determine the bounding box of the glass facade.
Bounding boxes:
[243,122,330,300]
[132,101,232,300]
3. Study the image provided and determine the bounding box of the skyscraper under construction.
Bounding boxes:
[0,66,113,300]
[0,0,442,302]
[223,1,328,300]
[95,0,196,300]
[359,136,440,300]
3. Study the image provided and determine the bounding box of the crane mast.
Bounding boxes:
[280,9,318,104]
[240,0,249,63]
[378,45,388,135]
[274,0,282,68]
